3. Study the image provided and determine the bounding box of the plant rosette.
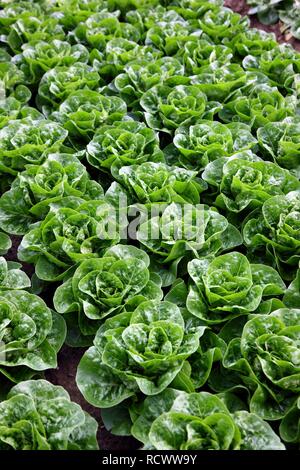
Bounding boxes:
[243,190,300,280]
[0,380,98,449]
[0,153,104,235]
[0,118,68,176]
[18,197,119,282]
[136,202,242,265]
[186,251,285,324]
[52,90,127,144]
[258,118,300,178]
[0,257,30,290]
[37,62,103,116]
[86,120,164,172]
[76,300,205,407]
[173,121,257,170]
[112,161,207,205]
[221,309,300,422]
[0,290,66,383]
[130,390,285,450]
[113,57,187,107]
[140,84,221,133]
[202,156,300,213]
[12,39,89,84]
[53,245,163,344]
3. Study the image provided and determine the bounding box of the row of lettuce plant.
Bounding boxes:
[0,0,299,450]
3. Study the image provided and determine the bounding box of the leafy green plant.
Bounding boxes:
[52,90,127,143]
[113,161,206,204]
[222,308,300,421]
[0,118,68,176]
[219,83,296,129]
[86,121,164,171]
[0,233,11,256]
[198,7,249,41]
[169,0,223,20]
[37,63,102,115]
[51,0,108,29]
[6,16,65,54]
[127,5,186,34]
[247,0,300,40]
[18,198,119,282]
[53,245,163,343]
[0,62,27,96]
[137,203,242,263]
[140,84,220,133]
[91,38,163,79]
[0,96,42,130]
[247,0,284,25]
[145,22,191,55]
[0,380,98,449]
[0,290,66,382]
[113,57,186,106]
[242,44,300,92]
[243,191,300,279]
[228,28,277,58]
[186,251,285,323]
[13,40,89,84]
[280,396,300,444]
[74,11,141,49]
[173,121,256,170]
[180,40,233,74]
[0,0,299,452]
[76,300,205,406]
[258,118,300,177]
[0,257,30,290]
[191,64,246,102]
[0,2,44,33]
[0,153,104,235]
[284,267,300,308]
[279,4,300,40]
[202,156,300,212]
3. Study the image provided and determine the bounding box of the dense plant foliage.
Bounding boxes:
[0,290,66,383]
[54,245,163,344]
[131,391,285,449]
[0,380,98,449]
[0,153,104,234]
[76,300,205,405]
[0,0,299,452]
[220,308,300,421]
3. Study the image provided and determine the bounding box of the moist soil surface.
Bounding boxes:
[224,0,300,51]
[5,1,300,451]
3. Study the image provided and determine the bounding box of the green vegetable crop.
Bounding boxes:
[0,0,299,452]
[0,380,98,449]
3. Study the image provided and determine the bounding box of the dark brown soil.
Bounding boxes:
[45,347,99,418]
[224,0,300,51]
[5,235,34,276]
[224,0,250,15]
[45,346,140,450]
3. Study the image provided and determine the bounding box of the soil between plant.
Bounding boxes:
[45,346,140,450]
[5,2,300,451]
[224,0,300,51]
